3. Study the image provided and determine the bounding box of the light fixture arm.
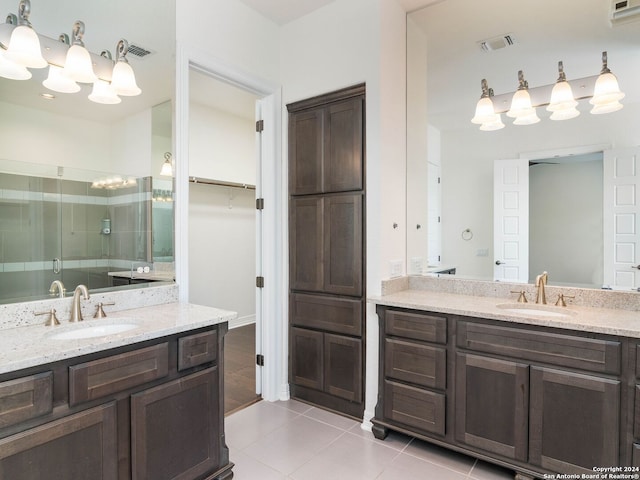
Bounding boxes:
[556,61,567,82]
[16,0,31,26]
[600,51,611,75]
[479,78,493,99]
[70,20,85,47]
[516,70,528,90]
[116,38,129,63]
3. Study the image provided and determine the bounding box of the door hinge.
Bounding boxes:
[256,276,264,288]
[256,198,264,210]
[438,255,441,262]
[438,216,441,223]
[438,177,441,184]
[256,119,264,132]
[256,354,264,366]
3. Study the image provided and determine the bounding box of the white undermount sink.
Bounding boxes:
[47,320,140,340]
[496,303,578,318]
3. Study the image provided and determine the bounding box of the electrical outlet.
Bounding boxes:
[476,248,489,257]
[410,257,423,274]
[389,260,403,278]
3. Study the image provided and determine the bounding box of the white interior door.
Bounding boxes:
[493,159,529,283]
[603,147,640,290]
[254,98,266,395]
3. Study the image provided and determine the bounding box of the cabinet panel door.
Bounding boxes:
[290,293,363,337]
[0,402,117,480]
[291,327,324,391]
[455,353,529,462]
[529,367,620,474]
[289,109,324,195]
[324,333,362,402]
[131,367,220,480]
[324,97,363,193]
[323,193,363,296]
[290,197,323,292]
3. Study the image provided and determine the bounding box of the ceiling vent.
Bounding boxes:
[610,0,640,25]
[477,34,516,52]
[127,43,155,59]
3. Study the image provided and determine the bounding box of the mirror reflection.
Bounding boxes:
[407,0,640,290]
[0,0,175,304]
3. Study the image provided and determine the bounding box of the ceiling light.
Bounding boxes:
[3,0,46,68]
[160,152,173,176]
[506,71,540,124]
[547,61,579,120]
[0,49,31,79]
[88,79,121,104]
[61,21,97,83]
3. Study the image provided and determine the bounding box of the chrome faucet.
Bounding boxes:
[49,280,66,298]
[69,285,90,322]
[535,271,548,304]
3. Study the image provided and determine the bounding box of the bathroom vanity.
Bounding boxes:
[371,285,640,479]
[0,302,235,480]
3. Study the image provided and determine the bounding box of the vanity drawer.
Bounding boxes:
[178,330,218,371]
[290,293,362,336]
[383,380,445,436]
[70,343,169,406]
[385,310,447,345]
[457,321,620,375]
[0,372,53,429]
[385,338,446,390]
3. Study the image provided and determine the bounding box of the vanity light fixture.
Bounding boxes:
[472,51,624,130]
[547,61,579,120]
[160,152,173,177]
[90,176,138,190]
[0,0,142,103]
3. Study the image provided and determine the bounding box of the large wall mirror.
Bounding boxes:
[407,0,640,290]
[0,0,175,304]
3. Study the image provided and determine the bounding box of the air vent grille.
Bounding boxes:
[127,44,154,59]
[477,33,516,52]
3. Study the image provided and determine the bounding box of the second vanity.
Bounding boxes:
[0,298,236,480]
[370,278,640,480]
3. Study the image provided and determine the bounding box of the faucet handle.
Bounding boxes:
[94,302,115,319]
[555,294,575,307]
[510,290,528,303]
[36,308,60,326]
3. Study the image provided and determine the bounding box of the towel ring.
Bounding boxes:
[462,228,473,241]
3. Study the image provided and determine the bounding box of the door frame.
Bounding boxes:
[175,45,286,402]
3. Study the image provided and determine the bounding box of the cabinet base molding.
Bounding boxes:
[204,462,235,480]
[291,385,364,420]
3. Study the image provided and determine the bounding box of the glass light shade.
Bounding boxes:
[88,79,121,104]
[471,97,496,124]
[590,72,625,106]
[43,64,80,93]
[160,159,173,176]
[4,25,47,69]
[111,61,141,96]
[0,50,32,80]
[550,107,580,121]
[63,44,97,83]
[479,114,505,131]
[513,111,540,125]
[547,81,578,112]
[591,101,623,115]
[506,89,535,118]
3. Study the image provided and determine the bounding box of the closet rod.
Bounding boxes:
[189,176,256,190]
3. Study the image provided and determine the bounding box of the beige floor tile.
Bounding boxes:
[347,424,413,451]
[275,399,315,414]
[402,437,475,475]
[230,450,287,480]
[302,406,360,431]
[469,459,515,480]
[376,453,471,480]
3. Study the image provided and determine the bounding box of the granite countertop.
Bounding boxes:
[0,302,236,375]
[108,270,175,281]
[369,289,640,338]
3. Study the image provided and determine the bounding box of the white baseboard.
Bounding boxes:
[229,314,256,330]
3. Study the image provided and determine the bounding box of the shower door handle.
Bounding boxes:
[53,258,61,274]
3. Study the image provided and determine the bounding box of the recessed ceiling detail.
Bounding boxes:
[477,33,516,52]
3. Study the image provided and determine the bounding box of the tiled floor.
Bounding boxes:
[225,399,515,480]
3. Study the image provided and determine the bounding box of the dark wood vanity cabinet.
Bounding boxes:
[0,324,232,480]
[373,305,631,479]
[288,84,366,419]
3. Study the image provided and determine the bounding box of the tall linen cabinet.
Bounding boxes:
[287,84,366,419]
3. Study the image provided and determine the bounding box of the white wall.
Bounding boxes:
[188,183,255,324]
[441,104,640,279]
[188,102,256,184]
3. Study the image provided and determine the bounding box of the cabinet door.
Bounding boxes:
[289,108,324,195]
[290,196,323,292]
[324,333,362,402]
[529,366,620,474]
[291,327,324,391]
[323,193,363,296]
[131,368,221,480]
[455,353,529,462]
[324,97,363,193]
[0,403,117,479]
